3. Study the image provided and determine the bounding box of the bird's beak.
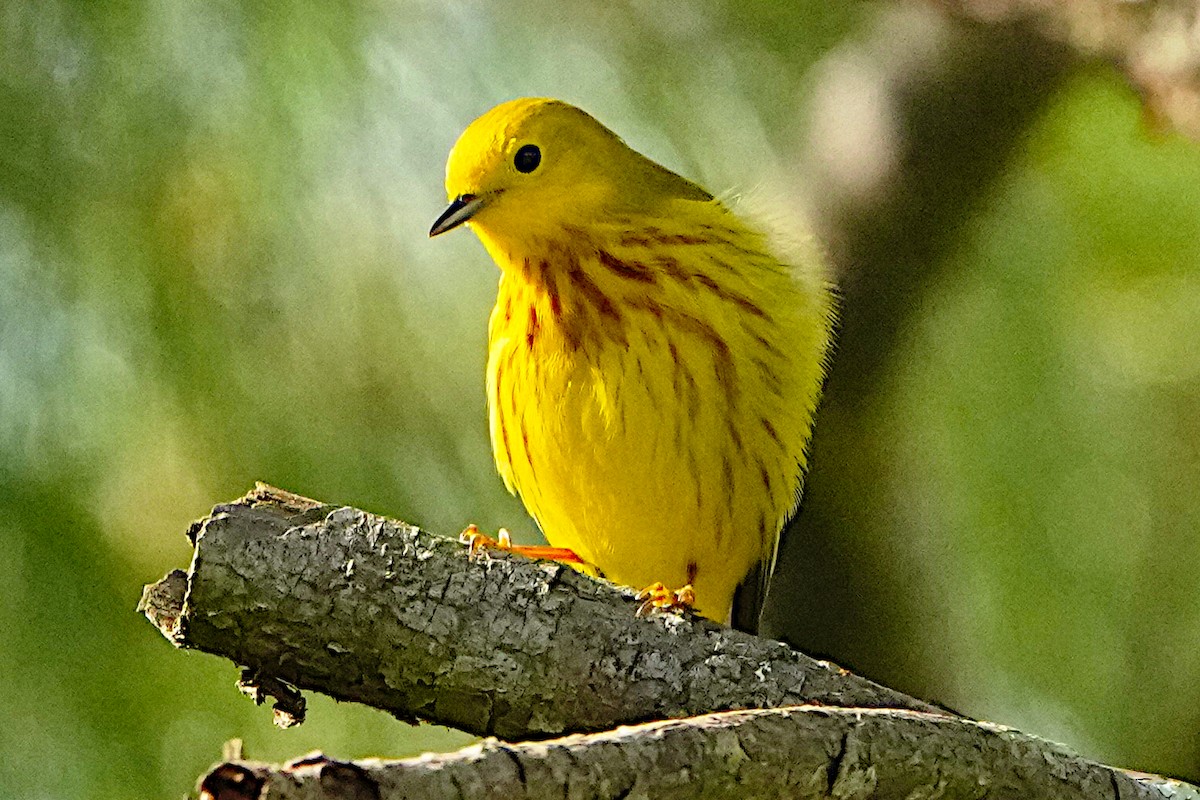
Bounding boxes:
[429,193,487,237]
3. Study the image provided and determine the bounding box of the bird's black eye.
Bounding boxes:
[514,144,541,173]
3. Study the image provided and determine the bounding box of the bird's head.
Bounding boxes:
[430,98,710,250]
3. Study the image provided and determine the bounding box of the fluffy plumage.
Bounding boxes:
[432,98,835,627]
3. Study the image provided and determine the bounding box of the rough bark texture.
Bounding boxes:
[145,485,1200,800]
[197,707,1197,800]
[143,484,938,742]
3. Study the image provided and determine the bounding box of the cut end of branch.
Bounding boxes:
[138,568,188,641]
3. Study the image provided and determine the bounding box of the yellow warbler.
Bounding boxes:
[431,98,835,629]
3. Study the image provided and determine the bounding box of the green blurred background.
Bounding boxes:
[1,2,1197,797]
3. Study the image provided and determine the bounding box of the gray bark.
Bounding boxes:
[141,485,1198,800]
[140,484,938,741]
[197,707,1197,800]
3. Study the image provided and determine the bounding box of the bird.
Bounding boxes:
[430,98,835,631]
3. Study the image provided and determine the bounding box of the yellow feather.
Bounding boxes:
[433,98,835,624]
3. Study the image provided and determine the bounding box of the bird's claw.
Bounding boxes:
[458,524,513,560]
[635,582,696,618]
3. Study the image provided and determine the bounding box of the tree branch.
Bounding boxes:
[141,484,937,741]
[197,706,1196,800]
[142,485,1198,799]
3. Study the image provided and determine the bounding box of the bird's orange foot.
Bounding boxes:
[458,524,585,564]
[635,582,696,618]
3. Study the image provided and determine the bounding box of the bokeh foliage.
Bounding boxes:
[0,2,1196,797]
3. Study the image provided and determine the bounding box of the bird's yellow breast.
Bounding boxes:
[481,204,833,620]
